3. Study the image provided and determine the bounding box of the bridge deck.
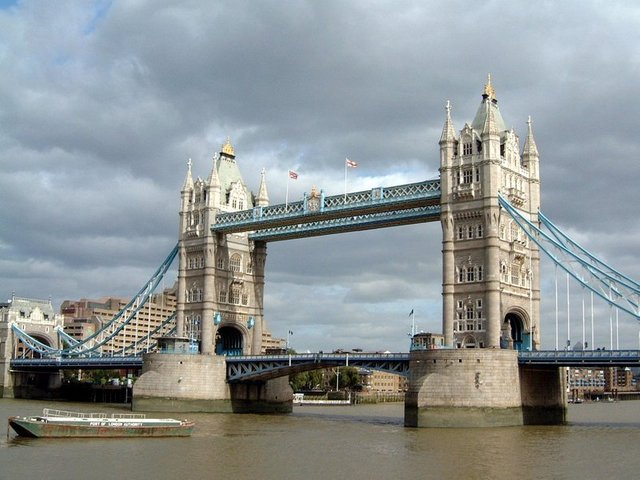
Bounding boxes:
[10,350,640,378]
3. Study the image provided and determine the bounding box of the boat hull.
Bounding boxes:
[8,417,194,438]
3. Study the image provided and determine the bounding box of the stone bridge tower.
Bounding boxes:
[175,139,270,356]
[439,76,541,350]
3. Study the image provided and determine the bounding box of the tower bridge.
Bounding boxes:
[3,77,639,426]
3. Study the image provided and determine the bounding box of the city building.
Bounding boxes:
[60,287,178,355]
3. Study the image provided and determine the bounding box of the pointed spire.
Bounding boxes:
[256,168,269,207]
[523,116,539,158]
[439,100,457,143]
[484,73,496,101]
[482,97,498,135]
[207,153,221,188]
[182,158,194,191]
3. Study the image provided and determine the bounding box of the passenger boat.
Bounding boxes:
[8,408,194,438]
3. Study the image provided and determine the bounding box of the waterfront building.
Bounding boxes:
[567,368,605,399]
[61,285,284,354]
[60,287,178,355]
[604,367,635,392]
[0,294,64,396]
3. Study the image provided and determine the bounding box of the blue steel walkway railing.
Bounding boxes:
[226,352,410,382]
[212,179,441,241]
[518,350,640,367]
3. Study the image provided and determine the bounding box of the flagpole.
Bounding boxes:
[344,159,348,200]
[286,173,290,210]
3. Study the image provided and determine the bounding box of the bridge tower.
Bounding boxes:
[133,139,292,413]
[406,78,564,428]
[439,76,541,350]
[175,138,269,356]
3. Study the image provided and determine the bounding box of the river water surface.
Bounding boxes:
[1,398,639,480]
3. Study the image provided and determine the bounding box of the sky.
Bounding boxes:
[1,0,640,352]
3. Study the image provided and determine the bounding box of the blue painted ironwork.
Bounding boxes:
[252,206,440,241]
[10,356,143,371]
[213,179,441,240]
[499,196,640,320]
[225,352,410,382]
[518,350,640,367]
[12,244,179,359]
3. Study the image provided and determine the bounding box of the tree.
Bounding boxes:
[328,367,361,390]
[290,369,324,391]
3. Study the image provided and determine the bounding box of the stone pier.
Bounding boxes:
[132,353,293,413]
[404,349,566,427]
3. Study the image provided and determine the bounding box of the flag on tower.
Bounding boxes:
[409,309,414,317]
[346,158,358,168]
[288,170,298,180]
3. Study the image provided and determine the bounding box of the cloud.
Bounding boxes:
[1,0,639,352]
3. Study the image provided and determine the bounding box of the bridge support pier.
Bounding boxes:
[404,349,566,427]
[132,353,293,413]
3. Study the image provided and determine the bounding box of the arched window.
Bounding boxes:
[229,254,242,272]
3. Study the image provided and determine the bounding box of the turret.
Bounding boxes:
[255,168,269,207]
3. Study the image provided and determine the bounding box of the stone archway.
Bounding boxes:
[215,326,244,356]
[503,312,525,351]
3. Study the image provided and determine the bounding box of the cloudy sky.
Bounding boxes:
[1,1,639,352]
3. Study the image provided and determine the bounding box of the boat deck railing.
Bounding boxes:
[42,408,146,419]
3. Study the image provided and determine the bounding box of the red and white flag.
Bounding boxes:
[346,158,358,168]
[288,170,298,180]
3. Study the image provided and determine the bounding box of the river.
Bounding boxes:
[1,398,639,480]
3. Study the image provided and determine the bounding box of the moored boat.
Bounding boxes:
[8,408,194,438]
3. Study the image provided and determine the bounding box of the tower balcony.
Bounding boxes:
[506,187,526,207]
[453,182,481,200]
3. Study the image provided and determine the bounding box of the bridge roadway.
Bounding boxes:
[9,350,640,380]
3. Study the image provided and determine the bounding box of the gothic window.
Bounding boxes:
[246,261,253,274]
[510,224,518,242]
[200,257,205,268]
[475,168,480,182]
[217,257,224,269]
[219,290,227,303]
[457,300,464,309]
[463,169,473,184]
[476,140,482,153]
[476,266,483,281]
[463,143,472,155]
[476,299,483,309]
[242,292,249,305]
[501,264,508,282]
[230,254,242,272]
[467,225,474,239]
[458,267,464,283]
[466,268,475,282]
[230,285,241,305]
[466,306,473,320]
[457,225,464,240]
[476,224,483,238]
[511,263,520,284]
[238,199,244,210]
